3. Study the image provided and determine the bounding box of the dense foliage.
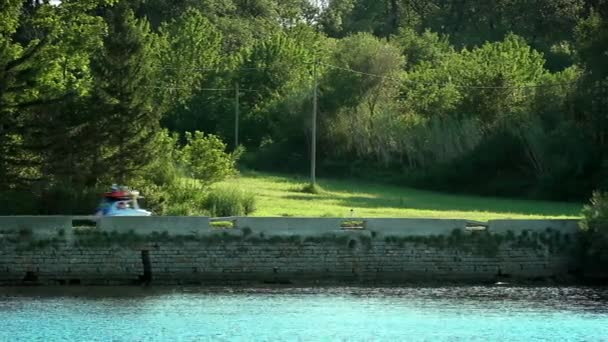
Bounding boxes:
[579,191,608,273]
[1,0,608,214]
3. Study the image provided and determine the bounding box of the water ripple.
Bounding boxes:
[1,286,607,341]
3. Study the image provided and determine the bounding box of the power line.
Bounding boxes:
[319,62,404,83]
[144,83,259,151]
[320,61,578,90]
[143,85,259,92]
[157,60,578,92]
[158,66,271,72]
[162,61,568,90]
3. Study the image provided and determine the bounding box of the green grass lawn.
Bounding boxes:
[217,172,583,221]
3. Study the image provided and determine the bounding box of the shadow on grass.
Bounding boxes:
[282,190,581,217]
[238,171,582,217]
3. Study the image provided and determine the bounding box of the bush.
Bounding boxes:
[204,185,256,217]
[580,191,608,234]
[210,220,235,229]
[181,131,238,185]
[0,181,102,215]
[128,130,240,216]
[579,191,608,276]
[37,183,103,215]
[300,183,324,194]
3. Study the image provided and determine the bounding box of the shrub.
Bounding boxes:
[133,177,209,216]
[0,180,103,215]
[204,185,256,217]
[300,183,324,194]
[580,191,608,234]
[210,221,235,229]
[341,220,365,228]
[128,130,240,216]
[579,191,608,275]
[181,131,238,185]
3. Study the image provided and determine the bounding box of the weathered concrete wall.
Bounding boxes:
[0,238,575,285]
[236,217,344,236]
[365,218,467,237]
[97,216,209,235]
[1,216,579,238]
[232,217,469,237]
[148,241,573,284]
[0,216,586,285]
[0,231,577,285]
[0,216,73,240]
[488,219,579,235]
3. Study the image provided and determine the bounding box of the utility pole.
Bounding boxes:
[311,58,318,186]
[234,82,240,150]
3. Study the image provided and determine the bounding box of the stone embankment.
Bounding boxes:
[0,216,581,285]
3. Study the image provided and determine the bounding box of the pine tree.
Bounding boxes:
[89,4,162,183]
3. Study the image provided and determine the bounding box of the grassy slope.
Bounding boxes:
[218,172,582,221]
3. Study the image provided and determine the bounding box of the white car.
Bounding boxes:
[102,200,152,216]
[96,186,152,216]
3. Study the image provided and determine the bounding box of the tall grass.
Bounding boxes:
[204,185,256,217]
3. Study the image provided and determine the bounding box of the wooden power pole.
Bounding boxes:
[234,82,240,150]
[311,58,318,186]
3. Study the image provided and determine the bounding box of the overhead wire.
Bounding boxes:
[158,66,271,72]
[150,60,578,97]
[319,61,578,90]
[144,85,259,92]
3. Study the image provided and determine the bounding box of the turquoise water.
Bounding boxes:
[1,286,608,341]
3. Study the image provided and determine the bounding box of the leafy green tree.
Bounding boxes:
[319,33,405,163]
[320,33,404,116]
[130,0,236,28]
[156,8,223,108]
[414,34,547,128]
[425,0,584,69]
[573,11,608,149]
[0,0,111,190]
[392,28,453,69]
[456,36,545,128]
[518,67,582,183]
[319,0,426,38]
[576,11,608,79]
[236,30,316,148]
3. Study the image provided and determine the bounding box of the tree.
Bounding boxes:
[0,0,111,190]
[392,28,453,69]
[321,33,404,115]
[425,0,584,70]
[156,8,223,109]
[180,131,237,185]
[319,33,405,163]
[88,4,162,183]
[319,0,429,38]
[235,30,315,148]
[408,35,548,161]
[574,11,608,148]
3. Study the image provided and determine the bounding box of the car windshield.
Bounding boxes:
[117,201,131,209]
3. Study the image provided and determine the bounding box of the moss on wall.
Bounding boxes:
[382,228,573,257]
[3,225,577,258]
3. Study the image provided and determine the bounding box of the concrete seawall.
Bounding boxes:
[0,216,584,285]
